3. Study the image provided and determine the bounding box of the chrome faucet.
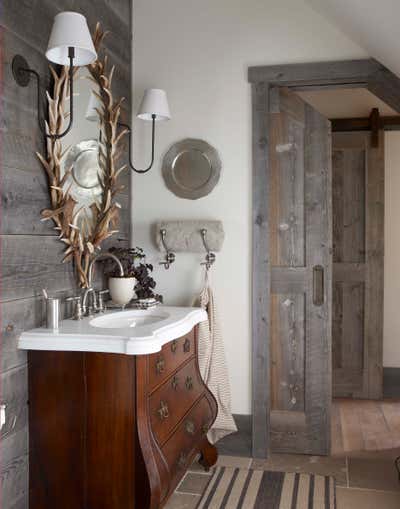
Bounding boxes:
[82,252,124,315]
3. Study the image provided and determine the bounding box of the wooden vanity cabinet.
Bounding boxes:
[28,326,217,509]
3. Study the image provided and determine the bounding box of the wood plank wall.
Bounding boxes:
[0,1,131,507]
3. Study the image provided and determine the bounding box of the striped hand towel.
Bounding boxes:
[196,273,237,443]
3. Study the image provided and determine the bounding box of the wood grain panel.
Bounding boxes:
[0,366,28,441]
[248,59,380,86]
[268,88,332,455]
[269,108,305,267]
[2,28,50,107]
[0,1,131,507]
[365,131,384,399]
[1,95,45,174]
[303,100,332,456]
[251,81,271,458]
[0,0,58,52]
[0,429,28,509]
[149,358,203,446]
[332,132,383,399]
[333,148,365,264]
[85,353,135,509]
[1,166,53,235]
[1,235,76,302]
[28,351,85,509]
[270,293,305,413]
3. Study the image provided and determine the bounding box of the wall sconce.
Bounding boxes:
[119,88,171,174]
[11,11,97,139]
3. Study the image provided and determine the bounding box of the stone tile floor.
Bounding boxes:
[164,451,400,508]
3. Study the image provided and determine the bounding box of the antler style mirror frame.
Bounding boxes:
[37,23,129,287]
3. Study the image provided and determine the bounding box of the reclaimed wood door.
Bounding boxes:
[268,87,332,455]
[332,132,384,399]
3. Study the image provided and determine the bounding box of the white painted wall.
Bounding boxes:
[131,0,368,414]
[306,0,400,76]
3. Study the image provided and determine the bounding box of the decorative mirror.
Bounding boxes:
[162,139,221,200]
[37,24,128,287]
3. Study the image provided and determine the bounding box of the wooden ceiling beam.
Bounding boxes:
[330,115,400,132]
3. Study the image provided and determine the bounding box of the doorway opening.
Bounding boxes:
[296,87,400,458]
[249,59,400,459]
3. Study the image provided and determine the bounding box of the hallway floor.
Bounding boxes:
[166,399,400,508]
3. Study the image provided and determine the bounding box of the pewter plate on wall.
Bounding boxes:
[162,139,221,200]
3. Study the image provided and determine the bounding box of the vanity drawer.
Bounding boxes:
[148,329,195,392]
[162,396,213,484]
[149,358,204,445]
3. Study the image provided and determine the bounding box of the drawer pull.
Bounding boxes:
[185,376,193,391]
[171,340,177,353]
[185,420,195,435]
[178,452,187,469]
[155,356,165,375]
[183,338,191,353]
[171,375,179,390]
[157,401,169,420]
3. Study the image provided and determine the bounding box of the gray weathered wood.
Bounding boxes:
[1,0,130,60]
[249,58,400,114]
[303,98,332,455]
[0,429,28,509]
[1,235,76,302]
[249,58,391,459]
[1,164,130,237]
[332,132,384,399]
[368,67,400,113]
[1,166,52,235]
[0,366,28,441]
[1,2,131,506]
[365,131,385,399]
[1,289,81,374]
[1,95,45,174]
[267,87,332,455]
[251,82,271,458]
[248,59,380,86]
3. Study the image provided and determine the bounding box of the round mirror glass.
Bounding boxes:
[60,68,102,226]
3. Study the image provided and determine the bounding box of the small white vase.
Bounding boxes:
[108,277,137,306]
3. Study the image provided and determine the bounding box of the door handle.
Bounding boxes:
[313,265,324,306]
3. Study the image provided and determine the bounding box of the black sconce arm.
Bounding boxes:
[118,114,156,174]
[12,47,75,140]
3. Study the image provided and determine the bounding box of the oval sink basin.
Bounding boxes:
[90,309,169,329]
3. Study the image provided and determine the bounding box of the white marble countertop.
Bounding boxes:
[18,306,207,355]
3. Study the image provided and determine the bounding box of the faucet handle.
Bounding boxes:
[97,289,109,313]
[66,296,83,320]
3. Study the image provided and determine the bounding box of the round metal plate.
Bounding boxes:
[12,55,31,87]
[162,139,221,200]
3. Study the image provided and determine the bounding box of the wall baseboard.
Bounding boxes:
[383,367,400,398]
[216,414,252,457]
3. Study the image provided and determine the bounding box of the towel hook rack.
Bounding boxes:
[200,228,216,270]
[159,229,175,269]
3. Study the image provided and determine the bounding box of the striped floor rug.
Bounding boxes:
[196,467,336,509]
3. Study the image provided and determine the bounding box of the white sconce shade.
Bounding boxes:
[137,89,171,121]
[46,12,97,65]
[85,90,101,121]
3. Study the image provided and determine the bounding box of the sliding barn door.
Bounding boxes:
[332,131,384,399]
[268,87,332,455]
